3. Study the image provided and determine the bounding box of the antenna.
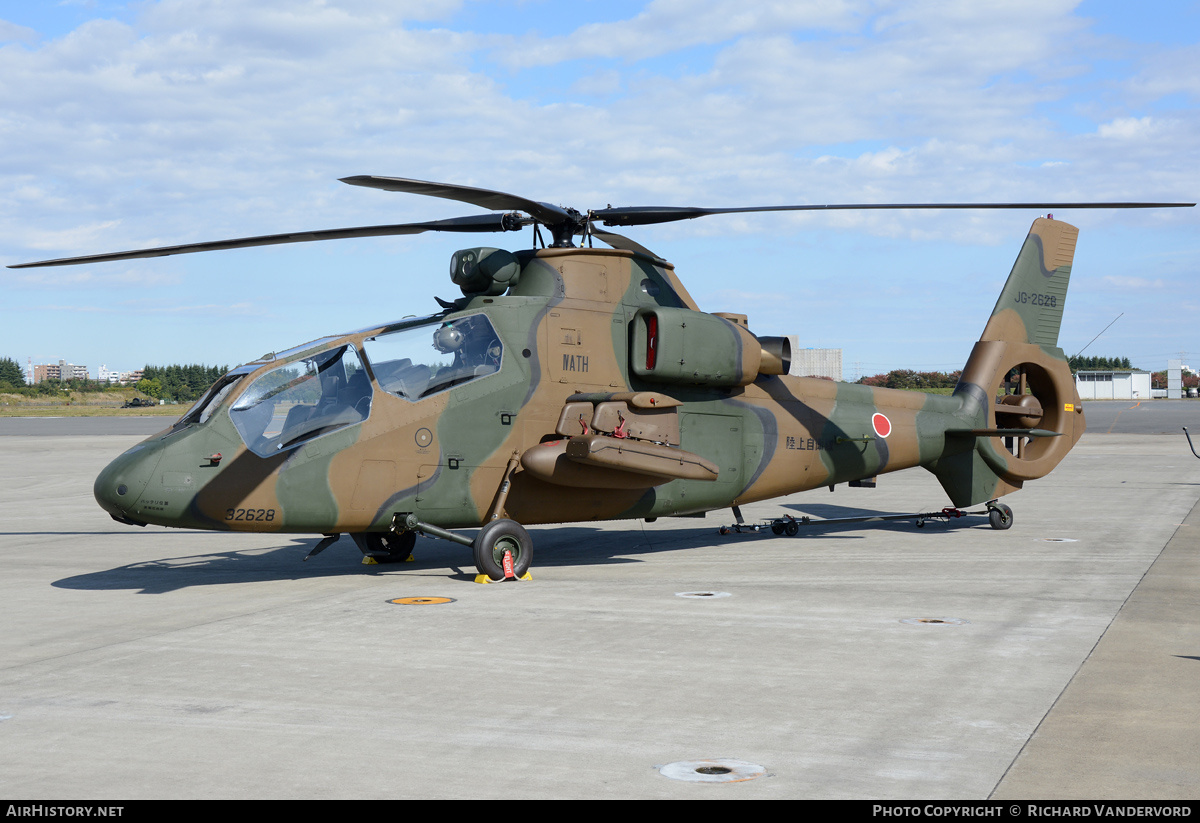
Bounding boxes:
[1071,313,1123,360]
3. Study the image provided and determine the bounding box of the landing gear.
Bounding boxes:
[472,518,532,581]
[987,501,1013,530]
[385,513,534,582]
[352,530,417,563]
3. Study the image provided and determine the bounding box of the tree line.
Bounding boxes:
[1067,355,1133,371]
[856,370,962,390]
[857,355,1145,392]
[0,357,229,403]
[0,357,24,390]
[137,364,229,402]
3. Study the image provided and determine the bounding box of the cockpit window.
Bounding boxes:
[198,377,240,425]
[176,365,257,428]
[230,345,371,457]
[362,314,502,402]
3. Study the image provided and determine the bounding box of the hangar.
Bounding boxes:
[1074,369,1151,400]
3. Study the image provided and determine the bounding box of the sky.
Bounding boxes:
[1,0,1197,381]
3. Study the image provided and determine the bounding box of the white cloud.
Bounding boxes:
[9,267,182,289]
[18,221,124,252]
[494,0,864,68]
[0,19,37,43]
[1101,275,1166,290]
[1123,43,1200,101]
[1097,116,1159,140]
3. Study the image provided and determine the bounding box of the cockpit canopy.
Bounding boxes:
[363,313,501,401]
[231,345,369,457]
[180,313,505,458]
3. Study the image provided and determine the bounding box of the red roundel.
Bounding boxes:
[872,413,892,438]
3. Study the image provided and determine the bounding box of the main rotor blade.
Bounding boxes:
[590,227,663,260]
[594,201,1196,227]
[8,214,522,268]
[341,175,574,228]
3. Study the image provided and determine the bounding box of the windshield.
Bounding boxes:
[230,345,371,456]
[176,364,259,428]
[362,313,502,401]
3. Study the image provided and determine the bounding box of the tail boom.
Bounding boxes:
[928,218,1086,506]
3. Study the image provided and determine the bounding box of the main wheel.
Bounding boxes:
[357,531,416,563]
[472,519,532,581]
[988,502,1013,530]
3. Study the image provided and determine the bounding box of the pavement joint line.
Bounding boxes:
[988,491,1200,799]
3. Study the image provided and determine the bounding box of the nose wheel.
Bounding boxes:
[381,513,534,582]
[472,518,533,581]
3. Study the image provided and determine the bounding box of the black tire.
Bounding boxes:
[771,523,784,535]
[359,531,416,563]
[784,520,799,537]
[473,519,532,581]
[988,502,1013,530]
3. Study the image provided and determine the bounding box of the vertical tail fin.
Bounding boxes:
[980,217,1078,347]
[928,218,1086,506]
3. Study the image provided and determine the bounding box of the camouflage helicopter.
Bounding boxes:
[11,177,1193,580]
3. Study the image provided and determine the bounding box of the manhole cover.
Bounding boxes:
[901,617,969,626]
[658,759,767,783]
[676,591,731,599]
[388,596,455,605]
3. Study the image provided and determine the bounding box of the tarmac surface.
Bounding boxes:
[1,400,1197,799]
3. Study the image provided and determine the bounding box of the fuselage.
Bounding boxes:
[94,246,979,534]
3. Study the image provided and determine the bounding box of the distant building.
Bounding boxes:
[32,360,89,383]
[1168,359,1183,400]
[1074,370,1150,400]
[786,340,843,381]
[101,366,143,385]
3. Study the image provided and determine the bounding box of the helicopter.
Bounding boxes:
[11,177,1194,581]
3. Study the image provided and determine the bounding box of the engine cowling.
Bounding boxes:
[630,307,790,387]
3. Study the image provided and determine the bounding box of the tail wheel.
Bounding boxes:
[987,502,1013,530]
[472,518,532,581]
